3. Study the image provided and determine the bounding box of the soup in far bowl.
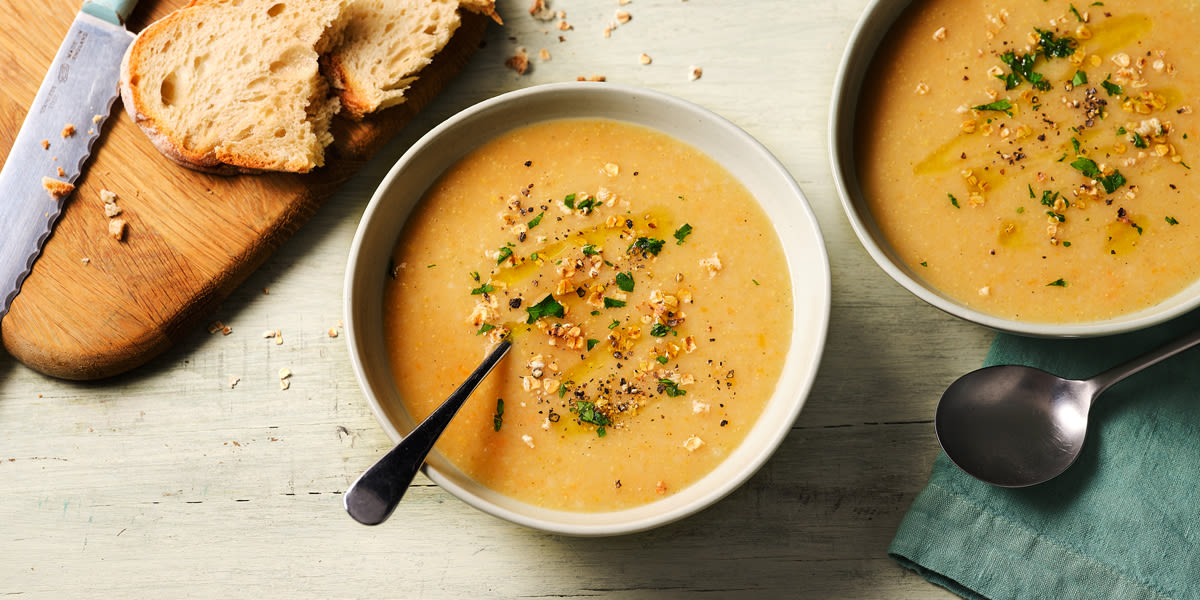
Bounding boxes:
[848,0,1200,328]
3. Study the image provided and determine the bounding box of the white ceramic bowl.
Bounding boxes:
[345,82,830,535]
[830,0,1200,337]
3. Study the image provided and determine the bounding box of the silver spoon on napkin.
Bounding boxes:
[934,328,1200,487]
[344,340,511,525]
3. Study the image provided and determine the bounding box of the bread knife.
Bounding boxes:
[0,0,139,324]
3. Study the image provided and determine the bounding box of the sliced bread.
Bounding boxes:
[324,0,498,119]
[120,0,349,174]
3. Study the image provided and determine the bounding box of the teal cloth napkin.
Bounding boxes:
[890,310,1200,600]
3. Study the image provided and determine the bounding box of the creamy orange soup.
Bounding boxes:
[858,0,1200,322]
[382,119,793,511]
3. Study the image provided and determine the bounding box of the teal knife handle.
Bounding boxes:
[81,0,139,25]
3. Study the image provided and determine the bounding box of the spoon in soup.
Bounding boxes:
[345,339,511,525]
[934,327,1200,487]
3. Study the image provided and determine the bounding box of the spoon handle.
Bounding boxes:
[344,339,512,526]
[1088,327,1200,398]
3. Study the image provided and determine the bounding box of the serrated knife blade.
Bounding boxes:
[0,0,139,324]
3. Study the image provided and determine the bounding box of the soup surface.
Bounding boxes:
[858,0,1200,322]
[382,119,793,511]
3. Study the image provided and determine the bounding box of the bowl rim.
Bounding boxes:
[828,0,1200,338]
[345,81,831,535]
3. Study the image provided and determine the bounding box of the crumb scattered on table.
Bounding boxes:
[41,177,74,199]
[60,124,75,138]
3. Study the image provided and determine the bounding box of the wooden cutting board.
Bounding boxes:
[0,0,489,380]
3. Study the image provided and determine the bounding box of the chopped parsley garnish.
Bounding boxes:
[587,339,600,351]
[658,378,687,397]
[558,381,572,399]
[603,297,627,309]
[920,261,929,267]
[629,237,666,256]
[1047,278,1068,287]
[527,211,545,229]
[576,196,597,215]
[1046,211,1066,223]
[1071,137,1081,154]
[608,319,621,330]
[1040,190,1064,208]
[470,282,494,295]
[476,323,496,336]
[493,398,504,432]
[650,323,672,337]
[1071,70,1088,86]
[1069,4,1084,22]
[656,355,669,364]
[1132,132,1148,148]
[573,400,611,437]
[496,243,514,265]
[971,98,1015,115]
[563,193,577,209]
[673,223,693,245]
[1101,75,1123,97]
[1036,28,1076,59]
[582,244,600,256]
[1028,184,1035,199]
[525,294,565,323]
[949,193,960,208]
[1167,216,1180,226]
[1070,157,1126,193]
[615,271,635,292]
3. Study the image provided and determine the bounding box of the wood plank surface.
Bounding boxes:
[0,0,489,380]
[0,0,993,598]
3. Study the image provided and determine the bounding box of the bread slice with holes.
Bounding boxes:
[324,0,497,119]
[120,0,349,174]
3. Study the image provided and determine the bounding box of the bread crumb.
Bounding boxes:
[229,375,240,389]
[557,19,572,31]
[108,218,127,241]
[539,48,551,61]
[655,480,667,494]
[278,367,293,380]
[56,167,65,177]
[683,435,704,452]
[577,74,606,82]
[263,330,277,338]
[274,330,284,345]
[280,379,291,390]
[208,321,225,334]
[639,53,652,65]
[100,189,118,204]
[81,257,90,266]
[615,9,631,24]
[61,124,75,138]
[40,140,49,150]
[691,399,710,414]
[104,203,122,218]
[521,434,535,448]
[933,26,947,41]
[92,114,103,124]
[506,50,530,74]
[41,177,74,200]
[529,0,555,20]
[688,65,703,81]
[327,327,339,338]
[619,0,632,4]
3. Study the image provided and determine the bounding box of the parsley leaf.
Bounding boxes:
[496,244,514,265]
[1101,75,1123,96]
[650,323,671,337]
[615,271,635,292]
[470,283,495,295]
[1047,278,1068,287]
[948,193,960,208]
[629,237,665,256]
[493,398,504,432]
[563,193,577,209]
[1071,70,1088,86]
[525,295,564,323]
[658,378,687,397]
[527,211,545,229]
[1167,216,1180,226]
[476,323,496,336]
[673,223,693,245]
[587,339,600,351]
[972,99,1014,115]
[603,297,626,309]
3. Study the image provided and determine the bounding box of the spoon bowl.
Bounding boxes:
[935,327,1200,487]
[935,365,1093,487]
